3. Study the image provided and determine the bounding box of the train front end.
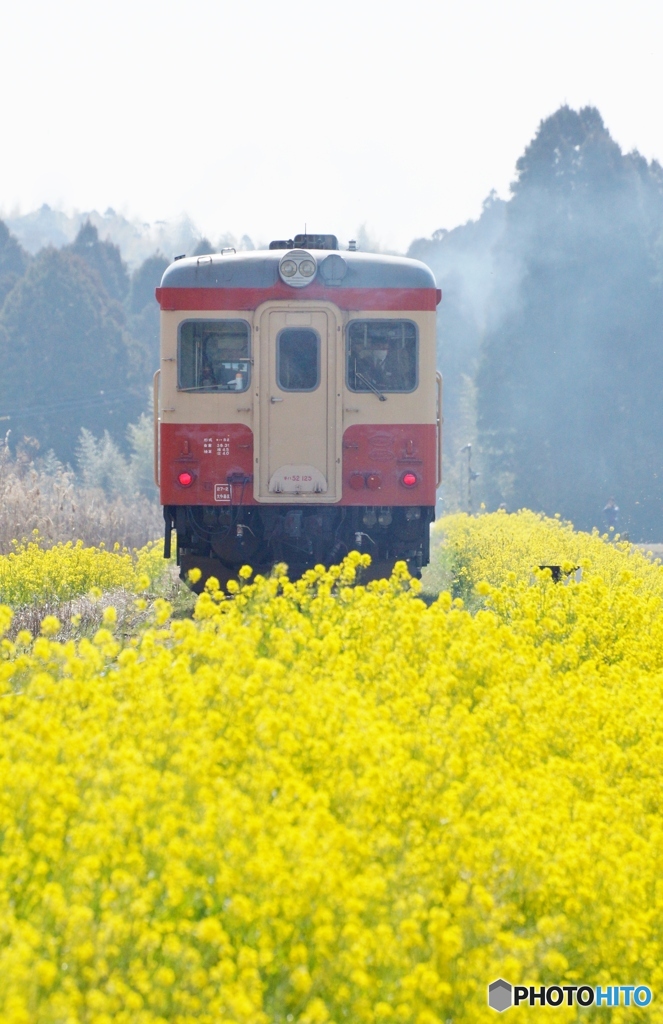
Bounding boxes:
[154,234,441,586]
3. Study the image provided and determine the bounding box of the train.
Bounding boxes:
[154,233,442,587]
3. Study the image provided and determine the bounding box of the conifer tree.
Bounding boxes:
[476,106,663,538]
[0,248,141,463]
[127,252,169,371]
[68,220,129,302]
[0,220,29,308]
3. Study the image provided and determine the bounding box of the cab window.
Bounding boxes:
[347,320,417,393]
[277,328,320,391]
[178,320,250,392]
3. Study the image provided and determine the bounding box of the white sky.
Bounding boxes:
[1,0,663,251]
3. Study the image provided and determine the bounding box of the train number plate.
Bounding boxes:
[268,465,327,494]
[214,484,232,502]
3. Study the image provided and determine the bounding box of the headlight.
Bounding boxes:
[280,259,297,278]
[278,250,318,287]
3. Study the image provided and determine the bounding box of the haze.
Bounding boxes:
[1,0,663,250]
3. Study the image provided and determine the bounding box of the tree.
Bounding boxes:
[0,220,29,308]
[0,248,142,464]
[408,194,507,509]
[127,252,169,372]
[192,237,214,257]
[476,106,663,539]
[68,220,129,302]
[75,410,157,499]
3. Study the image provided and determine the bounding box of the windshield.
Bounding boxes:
[347,320,417,393]
[178,320,250,392]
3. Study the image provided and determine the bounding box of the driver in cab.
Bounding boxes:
[201,333,247,390]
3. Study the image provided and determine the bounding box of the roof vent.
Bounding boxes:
[270,234,338,251]
[293,234,338,251]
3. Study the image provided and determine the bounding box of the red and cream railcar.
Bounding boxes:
[154,233,442,585]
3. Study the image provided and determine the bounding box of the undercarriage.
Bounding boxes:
[164,503,435,588]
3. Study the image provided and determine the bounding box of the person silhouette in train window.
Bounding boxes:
[202,333,247,389]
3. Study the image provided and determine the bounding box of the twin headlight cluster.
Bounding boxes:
[278,249,317,288]
[278,249,349,288]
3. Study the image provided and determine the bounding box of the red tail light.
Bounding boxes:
[349,473,365,490]
[401,471,418,488]
[178,471,194,487]
[366,472,381,490]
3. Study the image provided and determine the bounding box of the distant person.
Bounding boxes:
[603,497,619,530]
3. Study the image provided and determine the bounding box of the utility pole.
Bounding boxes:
[459,443,480,513]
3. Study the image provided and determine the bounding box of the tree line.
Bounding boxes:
[0,220,170,469]
[410,105,663,540]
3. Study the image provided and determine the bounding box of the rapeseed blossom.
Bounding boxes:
[430,508,663,601]
[0,516,662,1022]
[0,536,167,607]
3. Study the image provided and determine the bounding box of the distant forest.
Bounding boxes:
[0,225,221,470]
[2,104,663,539]
[410,105,663,541]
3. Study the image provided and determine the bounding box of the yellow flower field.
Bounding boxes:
[0,536,168,608]
[427,508,663,602]
[0,514,662,1022]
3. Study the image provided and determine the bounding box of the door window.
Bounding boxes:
[276,328,320,391]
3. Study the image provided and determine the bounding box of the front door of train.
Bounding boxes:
[256,305,339,501]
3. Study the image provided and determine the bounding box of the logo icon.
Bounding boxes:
[488,979,513,1012]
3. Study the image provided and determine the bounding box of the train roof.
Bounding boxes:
[160,248,437,291]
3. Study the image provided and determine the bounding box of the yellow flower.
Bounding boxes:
[102,606,117,626]
[39,615,61,636]
[0,605,12,637]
